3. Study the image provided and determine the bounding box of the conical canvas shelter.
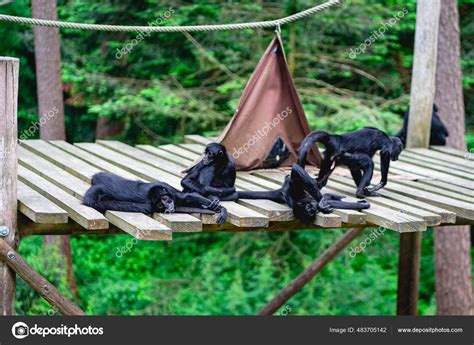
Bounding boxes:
[217,34,321,171]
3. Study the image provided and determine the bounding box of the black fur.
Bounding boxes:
[298,127,403,198]
[83,172,228,224]
[181,143,237,201]
[396,104,449,146]
[238,164,370,224]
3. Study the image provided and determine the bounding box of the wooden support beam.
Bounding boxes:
[397,232,422,315]
[0,56,19,315]
[398,0,441,316]
[0,240,85,315]
[257,228,364,315]
[406,0,441,148]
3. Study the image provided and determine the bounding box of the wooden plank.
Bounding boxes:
[409,147,474,169]
[328,174,457,224]
[184,134,213,146]
[17,181,68,224]
[430,145,473,159]
[397,151,473,179]
[326,180,441,226]
[153,213,202,232]
[236,199,293,222]
[97,140,183,173]
[160,144,201,160]
[388,160,473,187]
[104,211,172,241]
[383,180,474,220]
[399,150,473,174]
[19,146,89,197]
[136,144,192,166]
[179,143,206,155]
[49,140,138,180]
[21,140,99,182]
[18,166,109,230]
[75,142,269,228]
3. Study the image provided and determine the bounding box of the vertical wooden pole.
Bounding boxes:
[406,0,441,148]
[397,0,440,316]
[0,57,19,315]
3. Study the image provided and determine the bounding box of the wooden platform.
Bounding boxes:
[16,136,474,241]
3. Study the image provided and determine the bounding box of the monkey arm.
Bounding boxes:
[237,190,284,203]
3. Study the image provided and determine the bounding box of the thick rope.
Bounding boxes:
[0,0,340,32]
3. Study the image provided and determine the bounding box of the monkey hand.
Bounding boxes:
[318,200,333,214]
[216,207,228,225]
[205,198,222,212]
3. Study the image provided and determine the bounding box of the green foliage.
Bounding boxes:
[16,230,436,316]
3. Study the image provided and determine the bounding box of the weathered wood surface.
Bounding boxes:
[0,240,85,315]
[17,181,68,224]
[0,57,19,315]
[13,136,474,240]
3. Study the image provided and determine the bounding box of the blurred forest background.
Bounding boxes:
[0,0,472,315]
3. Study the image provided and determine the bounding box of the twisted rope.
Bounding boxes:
[0,0,340,32]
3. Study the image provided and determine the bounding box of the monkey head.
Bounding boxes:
[293,196,318,224]
[390,137,403,161]
[148,183,176,213]
[203,143,227,165]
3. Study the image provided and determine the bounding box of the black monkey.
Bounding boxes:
[181,143,238,201]
[83,172,228,224]
[297,127,403,198]
[238,163,369,224]
[396,104,449,146]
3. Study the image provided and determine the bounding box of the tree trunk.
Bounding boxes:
[32,0,79,300]
[95,116,124,140]
[434,0,472,315]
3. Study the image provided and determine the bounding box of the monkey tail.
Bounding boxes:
[297,131,330,168]
[327,199,370,210]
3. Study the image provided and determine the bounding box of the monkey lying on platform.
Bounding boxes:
[238,163,369,224]
[298,127,403,198]
[83,172,228,224]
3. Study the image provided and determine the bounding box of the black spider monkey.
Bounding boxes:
[181,142,238,201]
[396,104,449,146]
[297,127,403,198]
[83,172,228,225]
[238,163,370,224]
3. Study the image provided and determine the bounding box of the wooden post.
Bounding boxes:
[0,241,85,315]
[0,56,19,315]
[397,0,440,316]
[257,228,364,315]
[406,0,441,148]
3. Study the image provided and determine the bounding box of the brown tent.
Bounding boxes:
[217,34,321,171]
